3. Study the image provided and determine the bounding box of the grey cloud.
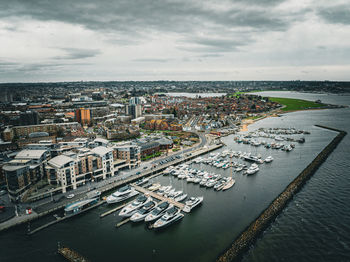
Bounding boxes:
[54,48,101,60]
[132,58,171,63]
[232,0,286,6]
[1,0,299,53]
[0,61,92,75]
[317,5,350,25]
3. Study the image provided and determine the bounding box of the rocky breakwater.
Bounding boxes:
[217,125,347,262]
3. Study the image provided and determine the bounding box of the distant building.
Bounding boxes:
[129,97,141,105]
[19,111,39,126]
[75,108,91,126]
[126,104,142,119]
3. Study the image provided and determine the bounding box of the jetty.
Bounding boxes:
[131,184,185,210]
[116,218,131,228]
[216,125,347,262]
[58,245,89,262]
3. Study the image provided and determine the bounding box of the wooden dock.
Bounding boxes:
[58,246,89,262]
[116,218,130,228]
[131,184,185,210]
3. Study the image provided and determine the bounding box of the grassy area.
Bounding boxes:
[245,115,262,120]
[269,97,326,111]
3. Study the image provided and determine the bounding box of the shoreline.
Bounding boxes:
[216,125,347,262]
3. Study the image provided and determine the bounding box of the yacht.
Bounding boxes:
[183,196,203,213]
[174,192,187,202]
[119,195,151,217]
[214,180,225,191]
[157,185,172,196]
[246,164,259,175]
[106,185,138,204]
[134,177,149,186]
[264,156,274,163]
[152,207,184,229]
[148,183,161,191]
[222,177,235,190]
[145,202,172,222]
[130,200,157,222]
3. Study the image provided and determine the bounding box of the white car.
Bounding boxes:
[66,194,75,199]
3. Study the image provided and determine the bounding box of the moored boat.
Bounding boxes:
[152,207,184,229]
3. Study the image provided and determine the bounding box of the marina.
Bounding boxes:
[1,104,347,262]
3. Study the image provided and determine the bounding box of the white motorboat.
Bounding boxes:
[183,196,203,213]
[152,207,184,229]
[106,185,138,204]
[148,183,161,191]
[145,202,172,222]
[174,192,187,202]
[264,156,274,163]
[130,200,157,222]
[246,164,259,175]
[119,195,152,217]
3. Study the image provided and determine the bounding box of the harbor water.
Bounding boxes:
[1,92,349,262]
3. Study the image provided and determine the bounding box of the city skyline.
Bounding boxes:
[1,0,350,82]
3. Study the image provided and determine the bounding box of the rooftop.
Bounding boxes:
[48,155,75,168]
[15,149,47,160]
[91,146,113,156]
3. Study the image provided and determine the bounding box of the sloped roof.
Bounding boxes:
[48,155,74,168]
[91,146,113,157]
[15,149,47,160]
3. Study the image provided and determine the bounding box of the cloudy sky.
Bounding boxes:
[0,0,349,82]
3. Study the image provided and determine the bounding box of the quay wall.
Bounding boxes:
[216,126,347,262]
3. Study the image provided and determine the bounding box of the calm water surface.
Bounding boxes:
[1,91,349,262]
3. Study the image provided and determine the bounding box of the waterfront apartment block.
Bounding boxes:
[46,144,140,194]
[3,149,49,202]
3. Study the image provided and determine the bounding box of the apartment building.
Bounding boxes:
[3,149,49,201]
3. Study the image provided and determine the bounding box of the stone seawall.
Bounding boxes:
[216,126,347,262]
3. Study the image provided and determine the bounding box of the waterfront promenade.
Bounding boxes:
[0,142,223,232]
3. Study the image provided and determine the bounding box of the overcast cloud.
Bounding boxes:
[0,0,349,82]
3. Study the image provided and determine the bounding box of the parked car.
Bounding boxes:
[0,190,7,196]
[136,171,141,175]
[66,194,75,199]
[143,166,148,169]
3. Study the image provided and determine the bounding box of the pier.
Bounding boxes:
[116,218,131,228]
[216,126,347,262]
[131,184,185,210]
[58,245,89,262]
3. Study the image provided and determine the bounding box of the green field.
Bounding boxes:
[269,97,326,111]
